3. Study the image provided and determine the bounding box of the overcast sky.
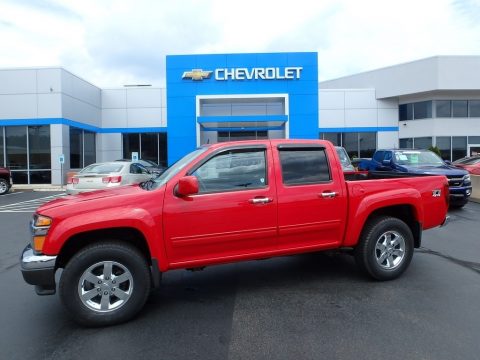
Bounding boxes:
[0,0,479,87]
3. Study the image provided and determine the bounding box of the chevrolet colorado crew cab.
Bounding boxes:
[21,140,449,326]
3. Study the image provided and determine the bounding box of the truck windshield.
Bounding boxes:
[393,150,444,166]
[150,147,208,189]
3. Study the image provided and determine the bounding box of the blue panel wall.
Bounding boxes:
[166,52,318,164]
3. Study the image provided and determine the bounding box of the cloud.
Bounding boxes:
[0,0,479,87]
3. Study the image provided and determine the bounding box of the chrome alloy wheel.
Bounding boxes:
[78,261,133,313]
[374,231,406,270]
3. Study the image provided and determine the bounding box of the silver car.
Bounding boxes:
[66,161,154,194]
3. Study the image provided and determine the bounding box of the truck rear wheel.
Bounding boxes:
[59,241,151,326]
[354,216,414,281]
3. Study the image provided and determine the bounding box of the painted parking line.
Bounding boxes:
[0,193,66,213]
[2,191,24,196]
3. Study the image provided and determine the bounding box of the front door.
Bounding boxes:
[163,144,278,266]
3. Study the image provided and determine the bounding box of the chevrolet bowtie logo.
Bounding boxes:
[182,69,212,81]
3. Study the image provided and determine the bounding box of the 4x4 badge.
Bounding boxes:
[432,189,441,197]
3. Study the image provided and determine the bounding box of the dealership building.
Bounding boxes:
[0,52,479,185]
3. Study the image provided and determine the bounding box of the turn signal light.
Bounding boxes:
[102,176,122,184]
[33,236,46,252]
[34,215,52,227]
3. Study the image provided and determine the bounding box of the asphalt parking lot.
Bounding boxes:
[1,191,479,360]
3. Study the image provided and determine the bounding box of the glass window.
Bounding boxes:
[70,127,82,168]
[452,100,468,117]
[229,131,257,141]
[6,126,27,170]
[321,132,341,146]
[83,131,96,166]
[123,133,140,160]
[452,136,467,161]
[469,100,480,117]
[359,132,376,158]
[30,171,51,184]
[468,136,480,144]
[141,133,158,162]
[436,100,451,117]
[28,125,51,169]
[413,101,432,119]
[130,163,149,174]
[279,148,330,185]
[159,133,167,166]
[11,171,28,184]
[373,151,385,162]
[342,133,358,159]
[399,104,413,120]
[193,149,267,193]
[436,137,451,161]
[0,127,4,167]
[413,137,432,149]
[399,138,413,149]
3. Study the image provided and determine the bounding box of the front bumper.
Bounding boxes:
[449,186,472,205]
[20,244,57,295]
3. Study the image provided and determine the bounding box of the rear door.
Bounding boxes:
[163,144,278,265]
[273,143,348,250]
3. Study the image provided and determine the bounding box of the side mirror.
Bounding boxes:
[444,160,452,165]
[176,176,199,197]
[382,159,392,166]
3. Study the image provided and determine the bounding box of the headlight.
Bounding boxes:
[31,215,52,253]
[463,174,471,182]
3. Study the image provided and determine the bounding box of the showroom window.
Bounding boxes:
[399,101,432,120]
[434,100,480,118]
[70,127,96,169]
[122,133,167,166]
[320,132,377,159]
[1,125,51,184]
[399,138,413,149]
[452,136,467,161]
[436,137,451,160]
[399,137,432,150]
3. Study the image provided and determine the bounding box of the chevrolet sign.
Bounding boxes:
[215,67,302,81]
[182,67,303,81]
[182,69,213,81]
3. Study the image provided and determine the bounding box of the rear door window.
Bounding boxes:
[278,148,331,185]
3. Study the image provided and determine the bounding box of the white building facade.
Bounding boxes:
[0,55,479,185]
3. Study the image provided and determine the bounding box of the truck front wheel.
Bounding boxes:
[59,241,151,326]
[354,216,414,281]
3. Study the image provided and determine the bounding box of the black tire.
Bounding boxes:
[59,241,151,327]
[354,216,414,281]
[0,178,9,195]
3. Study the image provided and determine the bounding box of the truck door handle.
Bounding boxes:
[249,197,273,204]
[320,191,337,198]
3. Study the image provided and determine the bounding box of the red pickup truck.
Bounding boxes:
[21,140,449,326]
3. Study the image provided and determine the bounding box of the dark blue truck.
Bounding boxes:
[358,149,472,208]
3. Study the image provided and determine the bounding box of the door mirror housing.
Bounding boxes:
[382,159,392,166]
[176,176,199,196]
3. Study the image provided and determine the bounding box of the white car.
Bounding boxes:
[66,161,154,194]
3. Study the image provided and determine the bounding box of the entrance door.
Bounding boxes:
[468,145,480,156]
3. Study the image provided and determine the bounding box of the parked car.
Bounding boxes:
[335,146,355,171]
[351,157,371,170]
[116,159,167,176]
[66,161,154,194]
[359,149,472,208]
[21,139,449,326]
[453,155,480,175]
[0,167,12,195]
